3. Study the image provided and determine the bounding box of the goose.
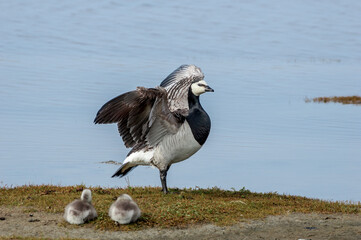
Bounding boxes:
[63,189,97,224]
[108,194,141,224]
[94,64,214,193]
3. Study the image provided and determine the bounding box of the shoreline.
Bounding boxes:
[0,206,360,239]
[1,185,360,239]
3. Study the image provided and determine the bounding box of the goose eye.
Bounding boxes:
[198,83,206,87]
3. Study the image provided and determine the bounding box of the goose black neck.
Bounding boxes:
[186,88,211,145]
[187,89,202,110]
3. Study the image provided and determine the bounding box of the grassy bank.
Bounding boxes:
[0,185,360,232]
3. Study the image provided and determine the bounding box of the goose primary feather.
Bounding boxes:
[94,64,214,193]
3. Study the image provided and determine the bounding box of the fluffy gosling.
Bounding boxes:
[64,189,97,224]
[109,194,141,224]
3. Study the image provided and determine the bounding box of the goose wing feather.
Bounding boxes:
[160,64,204,113]
[94,87,184,148]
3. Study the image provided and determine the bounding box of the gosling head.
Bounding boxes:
[116,194,133,201]
[80,189,92,203]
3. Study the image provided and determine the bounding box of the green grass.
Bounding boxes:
[0,185,360,232]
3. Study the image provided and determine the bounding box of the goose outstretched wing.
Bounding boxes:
[94,65,205,148]
[160,64,204,113]
[94,87,184,148]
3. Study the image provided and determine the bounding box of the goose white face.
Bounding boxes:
[191,80,214,96]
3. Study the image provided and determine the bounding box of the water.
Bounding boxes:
[1,0,361,201]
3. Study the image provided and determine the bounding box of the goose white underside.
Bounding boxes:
[123,121,201,170]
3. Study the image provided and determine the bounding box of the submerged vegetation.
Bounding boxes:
[0,185,360,231]
[305,96,361,105]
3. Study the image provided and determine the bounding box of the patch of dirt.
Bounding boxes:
[1,207,361,239]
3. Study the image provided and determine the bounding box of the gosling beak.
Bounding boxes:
[205,85,214,92]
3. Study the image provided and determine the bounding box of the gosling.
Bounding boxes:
[64,189,97,224]
[109,194,141,224]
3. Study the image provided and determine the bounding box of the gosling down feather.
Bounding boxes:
[109,194,141,224]
[94,64,214,193]
[63,189,97,224]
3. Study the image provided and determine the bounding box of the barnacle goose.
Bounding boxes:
[109,194,141,224]
[94,64,214,193]
[63,189,97,224]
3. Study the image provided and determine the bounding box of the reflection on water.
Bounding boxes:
[0,0,361,201]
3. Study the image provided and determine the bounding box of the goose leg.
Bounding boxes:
[160,169,168,194]
[160,166,171,194]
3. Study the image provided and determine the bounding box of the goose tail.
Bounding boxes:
[112,146,154,178]
[112,163,136,178]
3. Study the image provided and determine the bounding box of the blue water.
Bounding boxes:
[1,0,361,201]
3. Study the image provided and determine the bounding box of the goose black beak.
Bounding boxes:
[205,85,214,92]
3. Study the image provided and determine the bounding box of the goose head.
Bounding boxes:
[191,80,214,96]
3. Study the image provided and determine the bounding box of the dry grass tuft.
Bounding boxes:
[0,185,360,232]
[305,96,361,105]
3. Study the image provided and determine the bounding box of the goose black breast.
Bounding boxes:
[186,89,211,145]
